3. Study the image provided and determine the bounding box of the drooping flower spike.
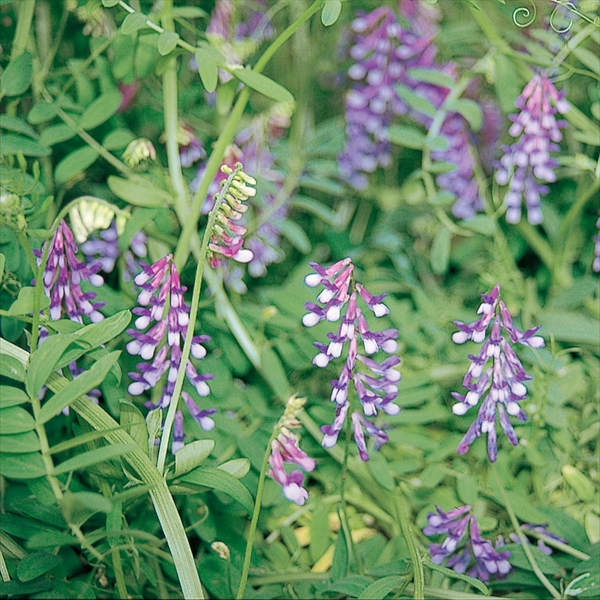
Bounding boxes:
[451,285,544,462]
[34,220,105,323]
[303,258,401,461]
[267,395,315,505]
[206,163,256,269]
[127,254,215,453]
[503,523,569,556]
[496,72,570,224]
[424,505,512,582]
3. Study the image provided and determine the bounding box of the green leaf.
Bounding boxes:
[494,54,520,113]
[0,349,26,381]
[396,84,437,118]
[461,215,496,236]
[279,219,311,253]
[310,502,330,562]
[119,401,148,452]
[0,578,54,597]
[48,426,124,455]
[121,12,148,35]
[102,0,120,6]
[427,161,457,174]
[0,115,38,138]
[173,440,215,478]
[27,102,59,125]
[0,431,40,453]
[260,347,289,399]
[0,406,35,434]
[407,68,455,88]
[107,175,172,207]
[54,310,132,369]
[39,124,76,146]
[0,134,51,157]
[388,125,425,150]
[217,458,250,479]
[27,531,78,548]
[78,90,123,130]
[54,147,99,184]
[358,576,406,599]
[37,351,121,425]
[157,31,180,55]
[424,559,489,594]
[321,0,342,26]
[331,523,349,579]
[68,491,113,514]
[180,466,254,514]
[0,452,46,479]
[231,68,294,103]
[368,452,396,491]
[429,190,455,206]
[325,576,372,598]
[501,543,563,576]
[194,46,219,93]
[291,196,339,224]
[1,51,33,96]
[52,443,136,476]
[431,227,451,275]
[0,385,29,408]
[103,128,135,150]
[0,253,4,283]
[7,286,49,315]
[448,99,483,131]
[425,135,449,151]
[172,6,208,18]
[25,333,78,398]
[538,311,600,345]
[16,551,63,582]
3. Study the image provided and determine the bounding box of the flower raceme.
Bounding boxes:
[451,285,544,462]
[127,254,215,453]
[303,258,401,461]
[424,505,512,582]
[35,220,105,323]
[496,72,570,225]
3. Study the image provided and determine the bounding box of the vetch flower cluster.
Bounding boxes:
[451,285,544,462]
[500,523,569,556]
[35,220,105,323]
[339,4,485,219]
[424,505,512,582]
[496,72,570,225]
[127,254,215,452]
[268,395,315,505]
[207,163,256,269]
[303,258,400,460]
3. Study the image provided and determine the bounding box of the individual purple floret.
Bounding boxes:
[303,258,401,461]
[424,505,512,582]
[178,124,206,168]
[508,523,569,556]
[593,213,600,273]
[127,254,215,453]
[495,72,570,225]
[451,285,544,462]
[267,395,315,505]
[35,220,105,323]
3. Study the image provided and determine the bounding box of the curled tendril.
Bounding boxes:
[513,1,536,28]
[549,1,577,33]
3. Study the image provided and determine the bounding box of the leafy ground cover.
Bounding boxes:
[0,0,598,598]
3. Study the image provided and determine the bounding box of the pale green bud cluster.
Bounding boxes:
[0,188,27,231]
[122,138,157,167]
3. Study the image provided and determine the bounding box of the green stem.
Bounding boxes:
[161,0,188,208]
[492,465,561,599]
[526,531,591,561]
[11,0,35,60]
[173,0,322,270]
[236,428,278,599]
[552,179,600,287]
[516,221,554,271]
[156,167,242,474]
[392,490,424,600]
[0,339,205,599]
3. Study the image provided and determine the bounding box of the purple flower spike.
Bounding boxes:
[127,254,215,453]
[496,72,570,225]
[35,220,105,323]
[508,523,569,556]
[451,285,544,461]
[303,258,401,461]
[424,505,512,582]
